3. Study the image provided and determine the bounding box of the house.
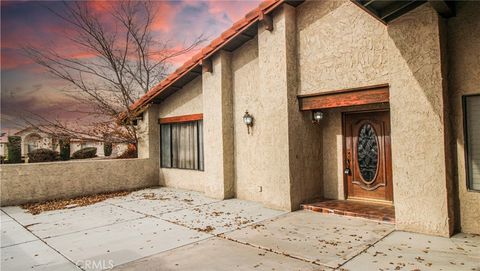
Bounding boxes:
[128,0,480,237]
[15,127,57,157]
[13,127,128,158]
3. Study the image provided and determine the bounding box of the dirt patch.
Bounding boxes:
[21,190,132,215]
[194,225,216,233]
[141,193,170,200]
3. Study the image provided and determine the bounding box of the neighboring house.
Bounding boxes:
[13,127,127,158]
[127,0,479,237]
[15,127,56,157]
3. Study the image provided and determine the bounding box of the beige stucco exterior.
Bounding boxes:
[158,77,203,118]
[232,5,323,210]
[232,37,264,203]
[203,51,235,199]
[296,1,453,236]
[448,1,480,235]
[136,0,479,236]
[156,78,205,192]
[0,158,158,206]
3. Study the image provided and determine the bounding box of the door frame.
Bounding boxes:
[341,108,393,203]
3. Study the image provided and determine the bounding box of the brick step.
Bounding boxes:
[301,199,395,223]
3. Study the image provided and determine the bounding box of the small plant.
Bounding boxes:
[7,136,22,163]
[71,147,97,159]
[59,138,70,161]
[28,148,60,163]
[104,142,113,157]
[116,144,137,159]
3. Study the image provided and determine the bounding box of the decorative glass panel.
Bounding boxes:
[357,123,379,182]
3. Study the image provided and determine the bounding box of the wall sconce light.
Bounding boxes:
[243,111,254,134]
[312,110,324,124]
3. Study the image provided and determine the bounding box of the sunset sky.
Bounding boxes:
[0,0,261,134]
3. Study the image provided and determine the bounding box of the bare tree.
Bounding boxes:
[23,1,204,148]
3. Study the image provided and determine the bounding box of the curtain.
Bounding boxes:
[466,96,480,190]
[172,122,198,169]
[161,125,171,167]
[161,121,204,170]
[198,121,204,171]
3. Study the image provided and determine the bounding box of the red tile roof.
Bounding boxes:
[122,0,285,121]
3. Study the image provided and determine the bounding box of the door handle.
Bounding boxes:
[344,157,351,176]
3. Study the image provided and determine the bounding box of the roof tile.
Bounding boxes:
[221,28,237,39]
[259,0,277,10]
[201,45,214,55]
[209,36,225,48]
[232,18,248,31]
[245,8,260,22]
[191,52,203,63]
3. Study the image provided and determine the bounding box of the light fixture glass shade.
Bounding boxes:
[313,111,324,122]
[243,111,253,125]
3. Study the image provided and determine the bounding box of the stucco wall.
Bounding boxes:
[156,78,205,192]
[232,37,264,202]
[158,77,203,118]
[448,1,480,235]
[321,110,344,200]
[159,168,205,193]
[285,5,324,209]
[203,51,235,199]
[137,104,160,161]
[254,6,295,210]
[297,1,452,236]
[0,158,158,206]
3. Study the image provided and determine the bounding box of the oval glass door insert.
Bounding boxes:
[357,123,379,182]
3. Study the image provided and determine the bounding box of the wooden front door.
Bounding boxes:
[344,110,393,202]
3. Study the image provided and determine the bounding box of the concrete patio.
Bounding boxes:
[1,187,479,271]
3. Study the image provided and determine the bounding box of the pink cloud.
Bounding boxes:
[151,1,182,32]
[208,0,260,21]
[1,0,263,130]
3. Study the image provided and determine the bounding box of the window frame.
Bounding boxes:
[463,94,480,192]
[159,114,204,171]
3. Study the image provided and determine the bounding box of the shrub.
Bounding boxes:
[117,144,137,159]
[104,142,113,157]
[28,148,60,163]
[59,139,70,161]
[7,136,22,163]
[71,147,97,159]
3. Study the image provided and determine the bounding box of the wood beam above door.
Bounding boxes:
[297,84,389,111]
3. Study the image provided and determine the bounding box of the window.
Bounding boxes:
[464,95,480,191]
[161,120,204,170]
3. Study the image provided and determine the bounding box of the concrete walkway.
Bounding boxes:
[1,187,479,271]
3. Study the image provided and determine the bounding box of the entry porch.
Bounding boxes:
[2,187,478,271]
